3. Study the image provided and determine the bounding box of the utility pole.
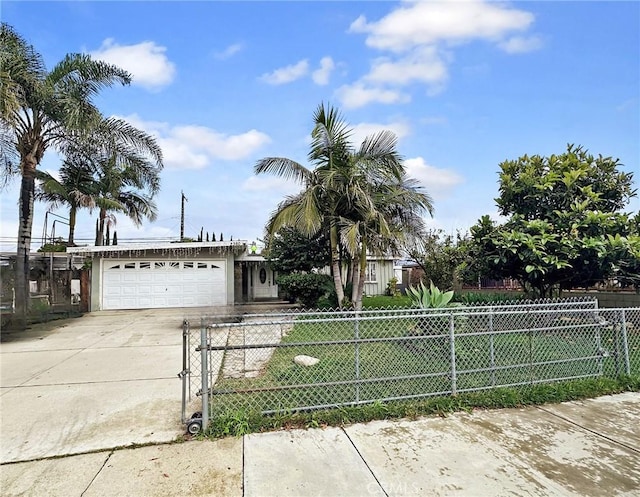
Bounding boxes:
[180,191,188,242]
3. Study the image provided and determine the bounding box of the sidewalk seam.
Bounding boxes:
[341,427,389,497]
[80,449,114,497]
[536,405,640,455]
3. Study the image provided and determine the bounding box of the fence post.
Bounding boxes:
[620,309,631,375]
[354,310,361,403]
[180,319,189,424]
[201,318,209,432]
[449,313,457,395]
[489,307,496,387]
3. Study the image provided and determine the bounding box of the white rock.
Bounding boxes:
[293,355,320,367]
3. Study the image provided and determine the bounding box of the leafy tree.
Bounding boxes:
[407,229,465,291]
[263,226,331,273]
[0,23,130,320]
[465,145,638,296]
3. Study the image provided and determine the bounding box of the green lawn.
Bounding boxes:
[208,310,638,417]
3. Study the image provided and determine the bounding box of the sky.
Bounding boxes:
[1,0,639,252]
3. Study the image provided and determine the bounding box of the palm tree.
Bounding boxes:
[0,23,131,320]
[92,154,160,246]
[60,117,162,246]
[255,103,434,308]
[256,104,352,306]
[36,159,97,246]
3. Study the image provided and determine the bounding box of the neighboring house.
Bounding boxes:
[66,241,397,311]
[361,255,396,297]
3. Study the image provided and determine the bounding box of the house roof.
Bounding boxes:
[66,240,248,256]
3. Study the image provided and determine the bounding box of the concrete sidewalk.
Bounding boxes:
[2,392,639,497]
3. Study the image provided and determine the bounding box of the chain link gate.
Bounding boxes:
[180,298,640,434]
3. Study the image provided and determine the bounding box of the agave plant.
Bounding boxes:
[407,281,454,309]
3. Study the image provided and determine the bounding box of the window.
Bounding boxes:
[184,262,194,269]
[197,262,207,269]
[365,262,377,282]
[169,262,179,269]
[124,262,136,269]
[140,262,151,269]
[108,264,121,270]
[154,262,165,269]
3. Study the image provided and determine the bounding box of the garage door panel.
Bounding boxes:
[102,259,226,310]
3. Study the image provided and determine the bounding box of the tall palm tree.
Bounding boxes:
[256,104,352,306]
[0,23,131,320]
[92,152,160,246]
[90,118,162,246]
[255,103,434,308]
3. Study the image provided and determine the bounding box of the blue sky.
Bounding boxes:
[1,0,638,251]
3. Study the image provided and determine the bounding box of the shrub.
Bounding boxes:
[276,273,333,307]
[406,281,454,308]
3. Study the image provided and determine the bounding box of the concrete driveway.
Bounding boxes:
[0,309,193,464]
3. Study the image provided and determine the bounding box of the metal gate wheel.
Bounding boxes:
[187,420,202,435]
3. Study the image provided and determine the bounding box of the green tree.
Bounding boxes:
[37,117,162,247]
[407,230,465,291]
[86,119,162,246]
[465,145,638,296]
[264,226,331,273]
[35,160,96,246]
[0,23,130,320]
[255,103,433,309]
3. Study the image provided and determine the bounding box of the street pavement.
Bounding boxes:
[1,309,639,496]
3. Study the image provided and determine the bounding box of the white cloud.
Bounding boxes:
[351,121,411,147]
[349,1,535,52]
[121,114,271,170]
[335,83,410,109]
[498,35,543,54]
[90,39,175,90]
[404,157,464,200]
[312,56,335,85]
[260,59,309,85]
[344,1,540,108]
[214,43,243,60]
[366,47,448,86]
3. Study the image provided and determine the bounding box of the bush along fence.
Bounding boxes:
[179,297,640,433]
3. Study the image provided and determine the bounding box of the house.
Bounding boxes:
[66,241,396,311]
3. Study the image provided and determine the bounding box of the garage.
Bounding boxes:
[102,259,226,310]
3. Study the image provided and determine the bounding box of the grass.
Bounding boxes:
[208,309,640,423]
[202,375,640,439]
[362,295,412,308]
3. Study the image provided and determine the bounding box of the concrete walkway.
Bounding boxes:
[2,309,639,496]
[1,392,639,496]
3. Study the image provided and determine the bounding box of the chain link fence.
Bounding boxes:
[180,297,640,430]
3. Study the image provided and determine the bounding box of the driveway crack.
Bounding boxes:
[341,426,389,497]
[80,449,114,496]
[536,405,640,455]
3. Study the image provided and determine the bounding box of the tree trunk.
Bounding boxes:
[96,209,106,246]
[354,241,367,311]
[15,156,38,325]
[351,255,360,303]
[68,206,77,246]
[330,223,344,307]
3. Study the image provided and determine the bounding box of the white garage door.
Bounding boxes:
[102,260,226,310]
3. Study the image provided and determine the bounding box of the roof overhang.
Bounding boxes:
[66,240,248,257]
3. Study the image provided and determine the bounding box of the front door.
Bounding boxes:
[254,263,277,298]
